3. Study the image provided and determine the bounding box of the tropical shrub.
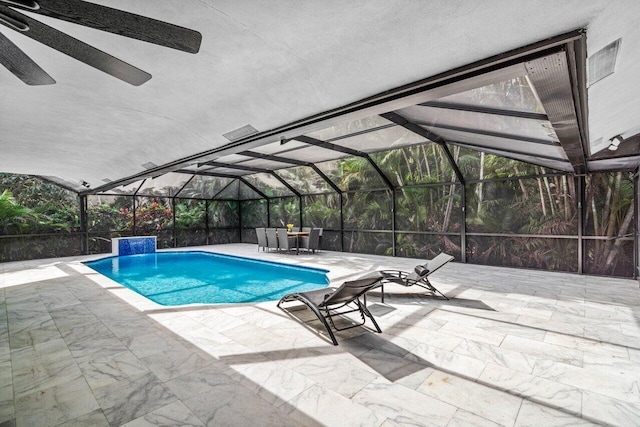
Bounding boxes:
[0,190,38,234]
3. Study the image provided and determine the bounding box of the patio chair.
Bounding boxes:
[300,227,320,254]
[265,228,278,252]
[256,227,267,252]
[276,228,297,253]
[277,271,384,345]
[380,253,454,301]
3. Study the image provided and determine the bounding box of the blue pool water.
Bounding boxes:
[84,251,329,306]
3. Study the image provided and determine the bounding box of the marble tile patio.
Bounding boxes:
[1,243,639,426]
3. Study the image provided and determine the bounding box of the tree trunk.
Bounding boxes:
[442,146,460,232]
[562,176,570,221]
[543,176,556,216]
[604,173,622,239]
[534,166,547,217]
[420,145,433,207]
[601,174,615,236]
[477,152,485,215]
[401,148,414,183]
[536,176,547,217]
[432,144,440,182]
[396,172,408,199]
[590,185,600,255]
[604,200,634,271]
[514,166,528,200]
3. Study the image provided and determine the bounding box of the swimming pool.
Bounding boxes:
[84,251,329,306]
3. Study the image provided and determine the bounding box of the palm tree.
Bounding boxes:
[0,190,37,234]
[584,172,634,275]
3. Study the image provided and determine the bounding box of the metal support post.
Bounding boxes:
[205,200,210,245]
[236,199,242,243]
[79,195,88,254]
[339,193,344,252]
[391,188,396,257]
[634,169,639,281]
[461,183,467,263]
[172,198,177,247]
[577,175,584,275]
[299,195,303,229]
[132,196,137,235]
[266,199,271,228]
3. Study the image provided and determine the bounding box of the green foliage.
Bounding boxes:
[175,200,205,229]
[277,167,331,194]
[0,140,636,276]
[466,174,577,235]
[373,144,456,186]
[582,172,635,275]
[302,194,340,229]
[209,201,239,228]
[135,199,173,233]
[240,200,267,228]
[269,197,299,227]
[0,190,38,234]
[0,173,76,210]
[0,174,82,261]
[88,204,132,232]
[0,174,79,234]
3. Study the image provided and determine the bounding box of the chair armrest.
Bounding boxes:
[402,277,422,286]
[380,269,409,279]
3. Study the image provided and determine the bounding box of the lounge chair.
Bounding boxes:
[380,253,454,301]
[277,271,384,345]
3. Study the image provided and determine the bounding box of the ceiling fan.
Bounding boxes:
[0,0,202,86]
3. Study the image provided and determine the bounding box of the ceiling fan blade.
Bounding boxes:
[0,5,151,85]
[9,0,202,54]
[0,30,55,84]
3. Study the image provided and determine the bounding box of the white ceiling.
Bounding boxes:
[1,0,638,191]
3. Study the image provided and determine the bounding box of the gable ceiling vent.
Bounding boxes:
[141,162,158,169]
[588,38,621,87]
[223,124,259,142]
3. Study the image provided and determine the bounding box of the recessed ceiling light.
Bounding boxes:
[141,162,158,169]
[223,124,258,142]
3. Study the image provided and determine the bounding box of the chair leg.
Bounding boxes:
[427,280,449,300]
[357,299,382,333]
[313,306,339,345]
[434,288,450,300]
[417,279,449,300]
[278,296,339,345]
